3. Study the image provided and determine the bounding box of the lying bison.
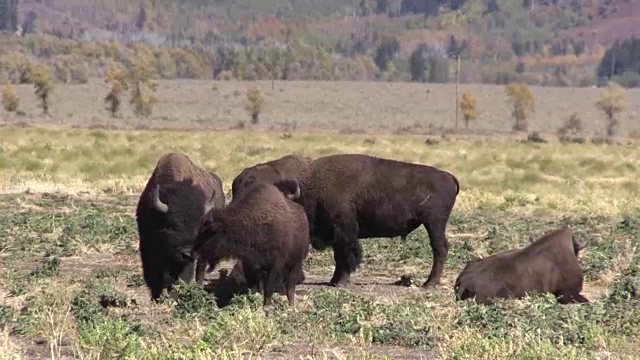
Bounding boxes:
[293,153,460,288]
[135,152,225,301]
[191,179,309,308]
[231,154,312,199]
[228,154,312,290]
[454,226,589,305]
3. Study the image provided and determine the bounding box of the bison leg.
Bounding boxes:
[195,260,208,284]
[328,211,361,287]
[286,263,303,307]
[262,266,283,307]
[295,265,306,285]
[330,240,363,287]
[421,216,451,288]
[145,270,164,302]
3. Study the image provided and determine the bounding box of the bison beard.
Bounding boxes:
[295,153,460,288]
[192,179,310,307]
[453,226,590,305]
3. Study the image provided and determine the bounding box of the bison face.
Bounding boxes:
[192,215,229,266]
[231,166,285,200]
[232,175,257,199]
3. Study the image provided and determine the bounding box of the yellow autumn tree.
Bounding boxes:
[29,63,55,115]
[2,83,19,112]
[104,64,128,117]
[460,89,477,130]
[505,82,535,132]
[245,87,265,124]
[127,51,158,118]
[595,81,625,137]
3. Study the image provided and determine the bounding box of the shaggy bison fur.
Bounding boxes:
[228,154,312,290]
[293,153,460,288]
[191,179,309,307]
[454,226,589,305]
[135,152,225,301]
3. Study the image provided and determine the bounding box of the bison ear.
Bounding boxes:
[576,239,587,252]
[274,179,301,200]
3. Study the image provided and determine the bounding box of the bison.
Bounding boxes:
[135,152,225,301]
[227,154,312,290]
[453,226,590,305]
[292,153,460,288]
[231,154,312,200]
[191,179,309,308]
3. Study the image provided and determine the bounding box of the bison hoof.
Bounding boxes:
[421,280,440,289]
[329,279,351,288]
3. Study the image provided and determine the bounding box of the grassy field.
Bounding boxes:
[2,79,640,136]
[0,80,639,359]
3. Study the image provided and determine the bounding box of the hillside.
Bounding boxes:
[3,0,640,86]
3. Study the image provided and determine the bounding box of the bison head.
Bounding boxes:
[231,165,284,200]
[191,213,229,269]
[152,184,219,215]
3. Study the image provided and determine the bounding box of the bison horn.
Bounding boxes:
[287,180,301,200]
[203,190,217,215]
[151,184,169,213]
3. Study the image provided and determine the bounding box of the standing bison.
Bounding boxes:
[293,153,460,288]
[231,154,312,199]
[454,226,589,305]
[227,154,312,290]
[135,152,225,301]
[191,179,309,308]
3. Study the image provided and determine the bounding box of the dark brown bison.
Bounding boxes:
[191,179,309,307]
[231,154,312,199]
[227,154,312,290]
[292,153,460,288]
[135,152,225,301]
[453,226,590,305]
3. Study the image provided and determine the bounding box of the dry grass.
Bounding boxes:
[0,127,639,218]
[2,79,640,136]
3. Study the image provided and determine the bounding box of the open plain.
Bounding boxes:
[0,80,639,359]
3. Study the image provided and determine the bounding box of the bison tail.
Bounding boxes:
[151,184,169,213]
[448,172,460,195]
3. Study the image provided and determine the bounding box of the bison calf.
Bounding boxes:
[293,153,460,288]
[454,227,589,305]
[227,154,312,291]
[136,152,225,301]
[192,179,310,307]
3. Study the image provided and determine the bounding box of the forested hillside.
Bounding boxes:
[1,0,639,87]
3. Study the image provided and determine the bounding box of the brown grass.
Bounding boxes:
[2,79,640,136]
